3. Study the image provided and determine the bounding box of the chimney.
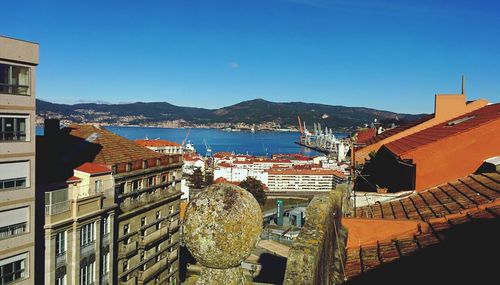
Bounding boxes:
[44,119,60,137]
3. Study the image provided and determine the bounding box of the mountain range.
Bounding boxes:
[36,98,425,130]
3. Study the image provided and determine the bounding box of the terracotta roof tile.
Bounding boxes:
[385,104,500,156]
[345,171,500,281]
[68,124,162,165]
[74,162,111,175]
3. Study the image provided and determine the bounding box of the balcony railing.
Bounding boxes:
[80,241,95,257]
[101,273,109,285]
[142,226,169,246]
[119,241,138,259]
[55,252,66,268]
[168,249,178,262]
[140,257,168,282]
[45,200,70,216]
[169,219,180,232]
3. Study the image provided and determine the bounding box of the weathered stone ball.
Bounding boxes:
[184,183,263,268]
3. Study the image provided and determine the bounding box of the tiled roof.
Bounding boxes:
[134,139,181,147]
[345,200,500,282]
[385,104,500,156]
[68,124,162,165]
[75,162,111,175]
[355,128,377,144]
[345,171,500,282]
[355,172,500,220]
[359,115,434,148]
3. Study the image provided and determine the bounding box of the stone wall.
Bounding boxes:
[283,185,348,285]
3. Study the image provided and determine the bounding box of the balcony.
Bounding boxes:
[103,233,110,247]
[45,200,70,216]
[169,219,180,232]
[168,249,178,262]
[119,241,138,259]
[123,276,138,285]
[142,226,169,246]
[55,252,66,268]
[140,257,168,282]
[80,241,95,257]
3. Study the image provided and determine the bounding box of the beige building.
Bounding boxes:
[42,163,117,285]
[267,169,346,192]
[0,36,39,285]
[37,122,183,285]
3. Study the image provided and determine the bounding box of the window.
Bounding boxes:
[122,260,128,273]
[56,274,66,285]
[0,222,26,239]
[102,253,109,275]
[0,116,28,141]
[0,161,29,190]
[102,216,110,235]
[94,180,103,193]
[80,262,95,285]
[123,224,130,245]
[56,231,67,256]
[0,63,30,95]
[80,223,95,247]
[156,211,161,230]
[0,253,27,284]
[0,207,29,240]
[141,217,147,236]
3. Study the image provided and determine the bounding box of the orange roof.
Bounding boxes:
[68,124,162,165]
[358,114,434,148]
[355,128,377,144]
[66,176,82,182]
[267,168,346,177]
[385,103,500,156]
[134,139,181,147]
[75,162,111,175]
[344,171,500,281]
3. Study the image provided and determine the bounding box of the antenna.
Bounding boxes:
[461,74,465,95]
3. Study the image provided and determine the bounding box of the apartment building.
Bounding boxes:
[37,122,183,285]
[0,36,39,285]
[267,169,346,192]
[41,163,117,285]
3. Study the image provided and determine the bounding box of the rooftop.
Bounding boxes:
[74,162,112,175]
[345,171,500,283]
[134,139,181,147]
[68,124,162,165]
[385,103,500,156]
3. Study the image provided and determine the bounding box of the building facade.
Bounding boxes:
[0,36,39,285]
[267,169,346,192]
[43,163,117,285]
[37,123,183,285]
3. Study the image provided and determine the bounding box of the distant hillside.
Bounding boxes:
[36,98,425,129]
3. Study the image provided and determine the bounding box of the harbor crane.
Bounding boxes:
[203,139,212,157]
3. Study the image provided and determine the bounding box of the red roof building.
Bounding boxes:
[355,94,489,164]
[357,103,500,192]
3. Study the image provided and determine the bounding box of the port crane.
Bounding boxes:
[203,139,212,157]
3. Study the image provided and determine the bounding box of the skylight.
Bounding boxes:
[446,115,476,126]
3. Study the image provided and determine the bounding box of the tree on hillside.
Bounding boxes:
[190,168,203,189]
[239,177,266,206]
[204,171,214,187]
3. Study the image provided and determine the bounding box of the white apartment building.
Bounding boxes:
[267,169,346,192]
[0,36,39,285]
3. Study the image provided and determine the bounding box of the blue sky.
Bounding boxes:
[1,0,499,113]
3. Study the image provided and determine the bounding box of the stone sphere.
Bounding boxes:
[184,183,263,269]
